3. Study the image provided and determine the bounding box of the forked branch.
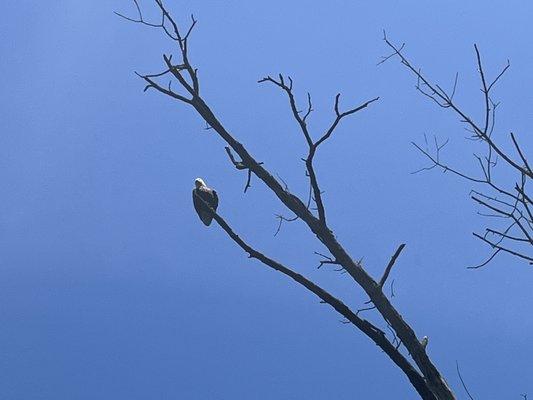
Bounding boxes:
[382,33,532,267]
[193,192,435,400]
[120,3,456,398]
[259,74,378,226]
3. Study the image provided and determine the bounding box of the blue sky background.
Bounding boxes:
[1,1,532,399]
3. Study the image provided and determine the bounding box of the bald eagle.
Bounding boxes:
[192,178,218,226]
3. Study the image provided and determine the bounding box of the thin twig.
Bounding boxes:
[456,361,475,400]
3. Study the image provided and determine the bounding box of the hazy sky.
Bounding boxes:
[1,1,532,399]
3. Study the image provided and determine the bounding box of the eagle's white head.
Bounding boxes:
[194,178,206,189]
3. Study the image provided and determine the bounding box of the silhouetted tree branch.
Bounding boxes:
[118,2,456,399]
[382,33,531,267]
[257,75,379,225]
[380,243,406,287]
[193,192,434,399]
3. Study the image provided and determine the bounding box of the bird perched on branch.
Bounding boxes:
[420,336,429,350]
[192,178,218,226]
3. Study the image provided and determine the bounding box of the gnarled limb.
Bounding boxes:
[119,2,456,398]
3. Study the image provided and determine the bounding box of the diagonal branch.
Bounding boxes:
[382,34,532,267]
[193,192,436,400]
[379,244,406,287]
[471,195,532,243]
[135,71,193,104]
[510,132,531,175]
[382,35,531,180]
[123,5,456,398]
[314,94,380,149]
[472,233,533,264]
[258,75,314,148]
[456,361,476,400]
[189,87,454,400]
[224,146,263,193]
[411,139,486,183]
[118,1,200,97]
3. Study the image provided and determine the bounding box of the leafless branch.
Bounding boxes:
[314,251,340,269]
[411,138,485,183]
[382,35,531,179]
[510,132,531,174]
[471,233,533,264]
[356,304,377,315]
[259,74,378,227]
[383,34,532,267]
[455,361,476,400]
[192,192,434,399]
[379,244,406,287]
[274,214,299,237]
[469,249,501,269]
[314,94,380,148]
[224,146,263,193]
[124,5,456,398]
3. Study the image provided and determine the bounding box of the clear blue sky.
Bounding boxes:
[1,1,532,399]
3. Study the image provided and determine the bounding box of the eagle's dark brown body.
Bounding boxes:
[192,183,218,226]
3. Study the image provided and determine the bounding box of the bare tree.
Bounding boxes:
[381,34,532,268]
[116,2,462,399]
